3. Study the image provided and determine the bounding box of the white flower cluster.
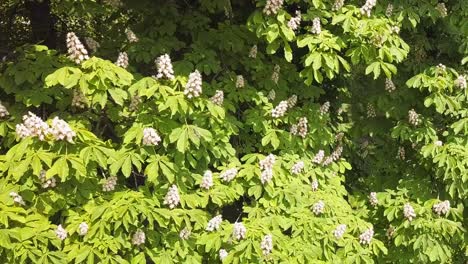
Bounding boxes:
[322,145,343,166]
[311,180,319,191]
[84,37,100,52]
[408,109,421,126]
[403,203,416,221]
[164,184,180,209]
[179,228,191,240]
[125,28,139,43]
[263,0,283,16]
[39,170,57,189]
[72,89,87,108]
[78,222,88,236]
[367,103,376,118]
[16,112,50,140]
[201,170,213,190]
[271,100,289,118]
[287,95,297,108]
[332,0,345,11]
[206,215,223,231]
[236,75,245,88]
[210,90,224,106]
[437,3,447,17]
[333,224,346,239]
[50,117,76,143]
[155,54,175,80]
[55,225,67,241]
[359,228,374,245]
[249,45,257,58]
[312,150,325,164]
[102,176,117,192]
[386,4,393,17]
[291,161,304,175]
[360,0,377,17]
[312,200,325,215]
[66,32,89,64]
[434,140,443,147]
[0,102,9,118]
[259,154,276,184]
[232,222,246,240]
[369,192,378,206]
[115,52,129,68]
[386,225,395,238]
[397,146,406,160]
[132,230,145,245]
[385,78,396,93]
[267,90,276,101]
[219,249,228,261]
[142,128,161,146]
[290,117,308,138]
[436,63,446,73]
[271,64,280,84]
[260,234,273,256]
[433,200,450,215]
[9,192,25,205]
[287,11,301,31]
[391,26,400,34]
[455,75,466,89]
[320,101,330,115]
[129,95,142,112]
[311,18,322,34]
[220,168,238,182]
[184,70,203,98]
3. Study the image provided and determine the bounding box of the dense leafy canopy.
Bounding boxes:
[0,0,466,263]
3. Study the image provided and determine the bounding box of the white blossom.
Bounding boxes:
[0,102,9,118]
[311,180,319,191]
[263,0,283,16]
[201,170,214,190]
[16,112,50,141]
[408,109,421,126]
[267,90,276,101]
[132,230,145,245]
[129,95,142,112]
[78,222,88,236]
[9,192,25,205]
[320,101,330,115]
[386,225,395,238]
[220,168,238,182]
[236,75,245,88]
[55,225,68,241]
[271,64,280,84]
[232,222,246,240]
[179,228,191,240]
[403,203,416,221]
[397,146,406,160]
[164,184,180,209]
[142,128,161,146]
[271,100,288,118]
[155,54,175,80]
[433,200,450,215]
[102,176,117,192]
[333,0,345,11]
[219,249,228,261]
[435,140,443,147]
[311,18,321,34]
[455,75,466,89]
[287,95,297,108]
[369,192,378,206]
[184,70,203,98]
[333,224,346,239]
[296,117,308,138]
[249,45,257,58]
[50,117,76,143]
[291,161,304,175]
[385,78,396,93]
[359,228,374,245]
[66,32,89,64]
[436,63,446,73]
[260,234,273,256]
[39,170,57,189]
[115,52,129,68]
[360,0,377,17]
[71,89,87,108]
[290,124,298,135]
[287,11,301,31]
[436,3,447,17]
[312,150,325,164]
[125,28,139,43]
[386,4,393,17]
[366,103,376,118]
[312,200,325,215]
[206,215,223,231]
[259,154,276,184]
[210,90,224,106]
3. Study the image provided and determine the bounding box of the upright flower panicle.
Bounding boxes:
[260,234,273,256]
[9,192,25,205]
[259,154,276,184]
[142,128,161,146]
[66,32,89,64]
[220,168,238,182]
[311,180,319,191]
[78,222,88,236]
[249,45,257,58]
[55,225,67,241]
[115,52,129,68]
[360,0,377,17]
[287,95,297,108]
[16,112,50,141]
[232,222,246,240]
[164,184,180,209]
[184,70,203,98]
[236,75,245,88]
[210,90,224,106]
[50,117,76,143]
[155,54,175,80]
[320,101,330,115]
[125,28,139,43]
[403,203,416,221]
[433,200,450,215]
[291,161,304,175]
[267,90,276,101]
[206,215,223,231]
[397,146,406,160]
[271,64,280,84]
[369,192,378,206]
[287,11,301,31]
[385,78,396,93]
[271,100,288,118]
[311,18,321,34]
[201,170,214,190]
[219,249,228,261]
[312,200,325,215]
[455,75,466,89]
[367,103,376,118]
[312,150,325,164]
[72,89,87,109]
[263,0,283,16]
[179,228,191,240]
[359,228,374,245]
[436,3,447,17]
[102,176,117,192]
[333,0,345,11]
[39,170,57,189]
[0,102,9,118]
[333,224,346,239]
[132,230,145,245]
[408,109,421,126]
[386,4,393,17]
